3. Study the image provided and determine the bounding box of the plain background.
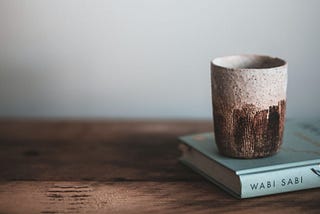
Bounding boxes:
[0,0,319,119]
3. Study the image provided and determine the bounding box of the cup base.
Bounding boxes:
[218,148,280,159]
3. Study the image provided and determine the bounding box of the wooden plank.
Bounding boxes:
[0,120,212,181]
[0,181,319,214]
[0,120,319,213]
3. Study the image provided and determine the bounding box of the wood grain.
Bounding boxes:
[0,120,319,213]
[0,120,211,182]
[0,181,319,214]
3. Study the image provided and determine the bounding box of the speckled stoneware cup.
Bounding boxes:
[211,55,287,158]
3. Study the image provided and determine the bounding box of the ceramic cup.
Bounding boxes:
[211,55,287,158]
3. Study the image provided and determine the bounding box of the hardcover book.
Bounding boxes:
[178,119,320,198]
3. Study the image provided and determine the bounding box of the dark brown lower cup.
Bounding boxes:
[213,100,286,159]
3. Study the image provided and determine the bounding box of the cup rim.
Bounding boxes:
[211,54,287,71]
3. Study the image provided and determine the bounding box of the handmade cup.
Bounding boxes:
[211,55,287,158]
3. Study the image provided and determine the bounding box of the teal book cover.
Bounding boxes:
[179,119,320,198]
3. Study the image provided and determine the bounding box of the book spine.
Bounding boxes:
[240,164,320,198]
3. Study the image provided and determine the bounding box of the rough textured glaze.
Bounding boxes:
[214,100,286,158]
[211,55,287,158]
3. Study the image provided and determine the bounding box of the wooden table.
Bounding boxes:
[0,120,319,213]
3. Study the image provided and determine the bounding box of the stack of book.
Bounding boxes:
[179,119,320,198]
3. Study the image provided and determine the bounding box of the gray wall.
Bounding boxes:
[0,0,319,119]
